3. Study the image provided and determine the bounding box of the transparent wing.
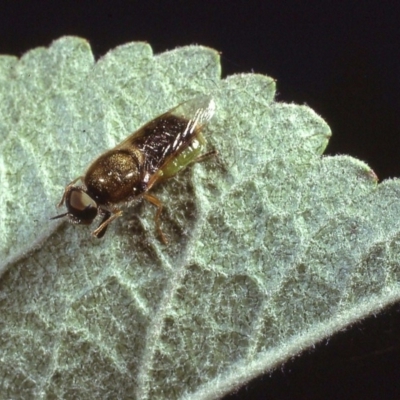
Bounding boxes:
[116,96,215,176]
[169,95,216,142]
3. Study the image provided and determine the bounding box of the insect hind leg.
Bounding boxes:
[191,149,218,164]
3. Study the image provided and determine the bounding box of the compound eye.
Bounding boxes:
[67,189,98,224]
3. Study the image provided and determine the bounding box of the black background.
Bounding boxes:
[1,1,400,399]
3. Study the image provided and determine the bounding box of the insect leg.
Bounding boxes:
[56,176,84,207]
[92,209,123,238]
[192,149,218,164]
[143,193,168,244]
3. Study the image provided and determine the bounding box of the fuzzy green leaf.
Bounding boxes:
[1,37,399,400]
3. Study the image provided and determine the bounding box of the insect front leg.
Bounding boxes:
[92,208,123,238]
[56,176,83,207]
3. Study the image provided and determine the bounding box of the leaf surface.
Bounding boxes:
[0,37,399,400]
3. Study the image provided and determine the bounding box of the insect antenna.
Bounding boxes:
[50,212,68,220]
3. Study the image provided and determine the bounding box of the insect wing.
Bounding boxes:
[157,95,215,157]
[116,96,215,176]
[116,95,215,150]
[167,95,216,142]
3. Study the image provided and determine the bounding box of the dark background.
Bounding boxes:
[1,1,400,399]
